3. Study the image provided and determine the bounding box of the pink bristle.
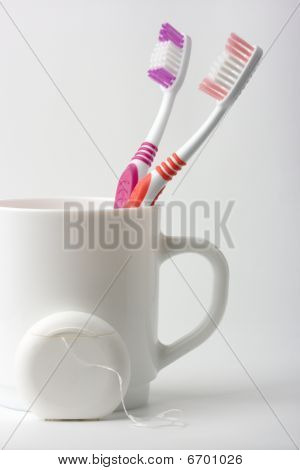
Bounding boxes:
[202,78,228,96]
[230,33,254,51]
[199,82,225,101]
[228,37,252,58]
[225,44,248,62]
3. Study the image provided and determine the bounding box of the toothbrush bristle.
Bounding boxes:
[200,78,228,100]
[199,33,260,101]
[148,67,176,88]
[148,23,185,88]
[159,23,184,49]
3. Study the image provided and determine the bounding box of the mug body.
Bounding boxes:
[0,198,161,410]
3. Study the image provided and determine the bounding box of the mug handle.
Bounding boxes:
[157,233,229,369]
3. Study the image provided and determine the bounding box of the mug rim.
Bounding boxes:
[0,197,163,213]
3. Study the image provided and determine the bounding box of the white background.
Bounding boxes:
[0,0,299,450]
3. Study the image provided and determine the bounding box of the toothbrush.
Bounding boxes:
[125,33,263,208]
[114,23,191,209]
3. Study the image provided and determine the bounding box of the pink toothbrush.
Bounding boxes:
[125,33,263,208]
[114,23,191,208]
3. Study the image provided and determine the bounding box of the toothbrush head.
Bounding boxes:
[199,33,263,104]
[148,23,191,91]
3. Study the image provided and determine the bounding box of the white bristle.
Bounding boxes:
[200,35,262,105]
[150,41,182,76]
[209,50,248,93]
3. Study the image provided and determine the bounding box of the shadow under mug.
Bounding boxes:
[0,198,229,411]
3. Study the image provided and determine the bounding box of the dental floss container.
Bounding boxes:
[15,311,130,420]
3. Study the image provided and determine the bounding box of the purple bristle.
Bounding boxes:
[148,67,176,88]
[160,22,184,41]
[159,23,184,48]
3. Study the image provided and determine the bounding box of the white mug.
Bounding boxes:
[0,198,229,412]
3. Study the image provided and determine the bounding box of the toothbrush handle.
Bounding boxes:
[114,94,176,209]
[125,153,186,208]
[114,142,157,209]
[146,92,176,144]
[178,105,226,161]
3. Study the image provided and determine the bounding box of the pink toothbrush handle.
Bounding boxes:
[114,142,158,209]
[125,153,186,208]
